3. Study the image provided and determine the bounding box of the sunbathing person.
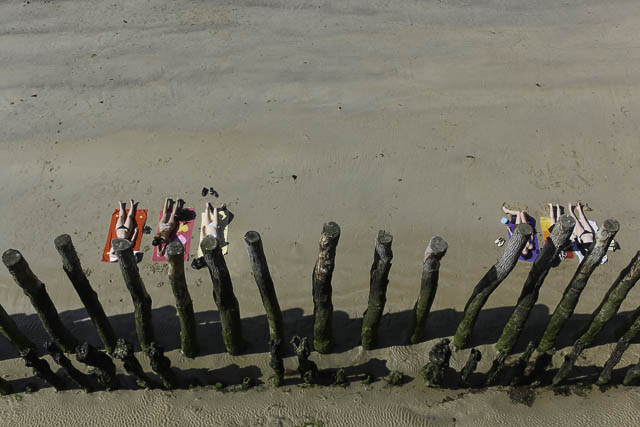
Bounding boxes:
[109,199,142,262]
[152,198,185,255]
[502,204,536,257]
[202,202,222,240]
[568,201,595,256]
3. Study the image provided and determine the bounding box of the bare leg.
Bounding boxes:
[124,199,138,232]
[116,201,126,229]
[568,203,585,239]
[168,198,184,228]
[548,203,555,225]
[161,198,173,224]
[204,202,212,227]
[576,202,594,243]
[520,211,535,250]
[502,205,521,217]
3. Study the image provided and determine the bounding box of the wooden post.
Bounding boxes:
[407,236,448,345]
[148,342,177,389]
[200,235,244,355]
[310,222,341,354]
[485,352,508,386]
[20,348,66,391]
[166,241,198,358]
[0,303,36,353]
[46,341,93,392]
[2,249,79,353]
[0,375,11,396]
[76,342,119,390]
[537,219,619,354]
[268,338,284,387]
[459,348,481,388]
[596,306,640,385]
[112,238,155,352]
[54,234,117,354]
[510,341,536,386]
[419,338,451,388]
[553,251,640,385]
[244,231,285,352]
[495,215,575,355]
[361,230,393,350]
[453,223,533,350]
[113,338,153,389]
[291,336,318,384]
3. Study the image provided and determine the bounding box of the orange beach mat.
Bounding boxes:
[101,209,147,262]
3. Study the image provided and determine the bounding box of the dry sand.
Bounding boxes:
[1,0,640,425]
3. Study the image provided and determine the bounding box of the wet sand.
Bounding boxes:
[1,0,640,425]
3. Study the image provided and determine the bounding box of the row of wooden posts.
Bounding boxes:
[1,214,640,395]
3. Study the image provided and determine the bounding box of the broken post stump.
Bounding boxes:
[459,348,481,388]
[46,341,93,392]
[453,223,533,350]
[527,349,555,386]
[407,236,448,345]
[20,348,66,391]
[113,338,153,389]
[536,219,620,354]
[268,338,284,387]
[3,249,79,353]
[291,336,318,384]
[510,341,536,386]
[485,351,508,386]
[55,234,117,354]
[76,342,119,390]
[201,235,244,355]
[244,231,285,353]
[148,341,178,389]
[361,230,393,350]
[112,238,155,352]
[596,306,640,385]
[552,340,585,386]
[623,359,640,386]
[0,376,12,396]
[495,215,575,355]
[310,222,341,354]
[0,303,36,353]
[420,338,452,388]
[166,241,198,358]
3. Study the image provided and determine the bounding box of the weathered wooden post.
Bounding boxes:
[76,341,119,390]
[453,223,533,350]
[0,376,11,396]
[200,235,244,355]
[166,241,198,358]
[20,348,66,391]
[113,338,153,389]
[420,338,451,388]
[54,234,117,354]
[407,236,448,345]
[268,338,285,387]
[244,231,285,351]
[46,341,93,392]
[459,348,481,388]
[291,336,318,384]
[3,249,79,353]
[510,341,536,386]
[112,238,155,352]
[361,230,393,350]
[0,303,35,353]
[553,251,640,385]
[310,222,341,354]
[596,305,640,385]
[148,342,178,389]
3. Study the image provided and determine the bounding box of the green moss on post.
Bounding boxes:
[201,235,244,355]
[166,241,198,358]
[112,238,155,352]
[361,230,393,350]
[311,222,341,354]
[537,219,619,354]
[495,216,575,355]
[407,236,448,345]
[3,249,79,353]
[0,303,35,354]
[54,234,117,354]
[596,305,640,385]
[453,223,533,350]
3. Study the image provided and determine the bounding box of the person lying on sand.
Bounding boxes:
[115,199,139,241]
[202,202,226,241]
[152,197,185,256]
[502,204,536,258]
[568,201,594,256]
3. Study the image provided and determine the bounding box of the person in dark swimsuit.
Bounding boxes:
[502,204,536,258]
[152,198,184,256]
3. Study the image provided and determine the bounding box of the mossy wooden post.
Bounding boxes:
[46,341,93,392]
[113,338,153,389]
[20,348,66,391]
[2,249,79,353]
[244,231,285,352]
[0,303,35,353]
[420,338,452,388]
[112,238,155,352]
[596,306,640,385]
[407,236,448,345]
[268,338,284,387]
[453,223,532,350]
[553,251,640,385]
[166,241,198,358]
[361,230,393,350]
[54,234,117,354]
[0,376,11,396]
[536,219,619,354]
[148,342,177,389]
[76,341,119,390]
[495,215,575,355]
[459,348,481,388]
[510,341,536,386]
[310,222,341,353]
[201,235,244,355]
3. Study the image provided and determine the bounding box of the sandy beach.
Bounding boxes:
[1,0,640,425]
